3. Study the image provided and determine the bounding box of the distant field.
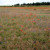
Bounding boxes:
[0,7,50,50]
[0,6,50,9]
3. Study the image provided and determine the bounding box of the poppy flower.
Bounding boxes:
[38,19,40,20]
[21,25,24,28]
[30,13,32,15]
[32,20,36,23]
[8,17,9,19]
[28,19,30,21]
[12,19,14,21]
[35,16,37,17]
[20,29,23,32]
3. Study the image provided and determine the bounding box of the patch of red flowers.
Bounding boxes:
[12,19,14,21]
[20,29,23,32]
[32,20,36,23]
[21,25,24,28]
[38,19,40,20]
[30,13,33,15]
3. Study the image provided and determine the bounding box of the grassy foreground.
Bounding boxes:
[0,7,50,50]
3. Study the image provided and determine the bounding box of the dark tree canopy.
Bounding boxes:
[13,2,50,7]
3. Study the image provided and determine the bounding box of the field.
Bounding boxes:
[0,7,50,50]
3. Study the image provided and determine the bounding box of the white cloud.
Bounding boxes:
[27,0,41,3]
[0,0,50,5]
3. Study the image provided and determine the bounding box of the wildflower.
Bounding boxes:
[32,20,36,23]
[35,15,37,17]
[38,19,40,20]
[30,13,32,15]
[8,17,9,19]
[4,38,6,40]
[28,19,30,21]
[12,19,14,21]
[21,25,24,28]
[20,29,23,32]
[8,37,11,40]
[46,28,50,30]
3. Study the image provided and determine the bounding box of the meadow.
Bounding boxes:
[0,7,50,50]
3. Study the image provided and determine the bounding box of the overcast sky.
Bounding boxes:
[0,0,50,6]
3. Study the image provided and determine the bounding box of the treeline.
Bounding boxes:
[13,2,50,7]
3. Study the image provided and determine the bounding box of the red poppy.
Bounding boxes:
[32,20,36,23]
[30,13,32,15]
[21,25,24,28]
[47,28,50,30]
[35,16,37,17]
[28,19,30,21]
[8,17,9,19]
[20,29,23,32]
[38,19,40,20]
[12,19,14,20]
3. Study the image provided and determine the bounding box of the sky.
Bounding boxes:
[0,0,50,6]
